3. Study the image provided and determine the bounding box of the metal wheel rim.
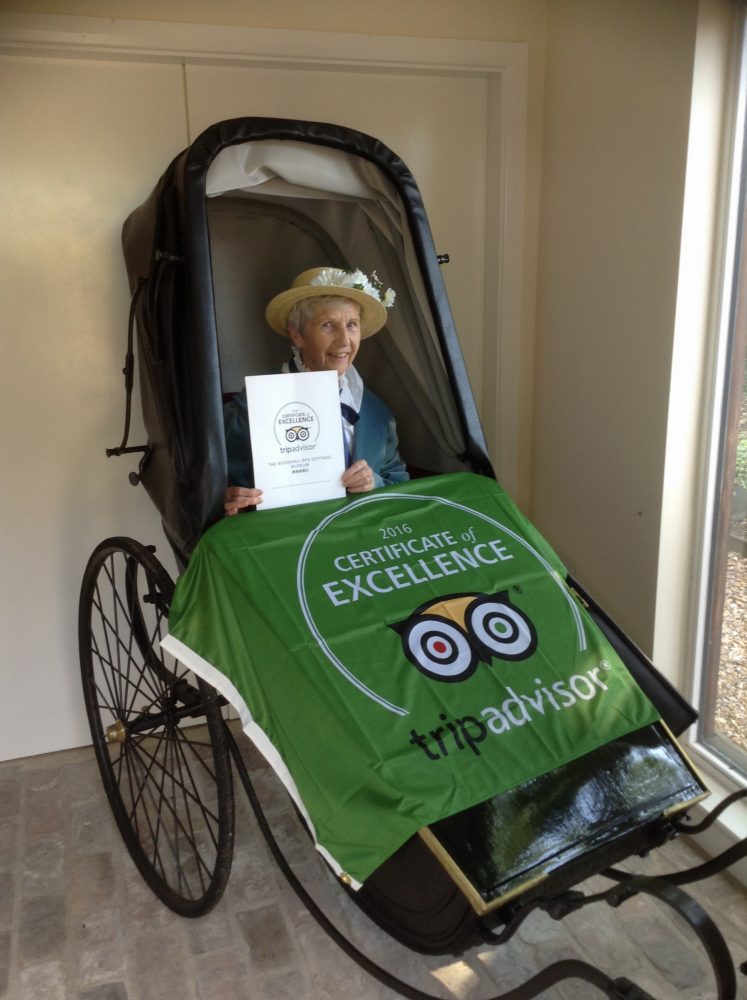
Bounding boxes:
[79,537,234,916]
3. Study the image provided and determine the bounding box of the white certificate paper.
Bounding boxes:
[245,370,346,510]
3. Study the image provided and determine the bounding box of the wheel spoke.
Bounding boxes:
[107,555,128,714]
[130,733,214,897]
[173,729,222,860]
[90,601,162,714]
[120,726,221,896]
[132,733,222,829]
[89,637,158,718]
[126,734,181,890]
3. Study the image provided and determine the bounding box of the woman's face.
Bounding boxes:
[289,300,361,376]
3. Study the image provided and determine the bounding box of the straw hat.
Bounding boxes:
[265,266,396,339]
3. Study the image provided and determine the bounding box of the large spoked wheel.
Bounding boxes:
[79,537,235,916]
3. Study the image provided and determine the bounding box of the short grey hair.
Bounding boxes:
[286,295,360,335]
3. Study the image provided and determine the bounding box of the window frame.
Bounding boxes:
[653,7,747,866]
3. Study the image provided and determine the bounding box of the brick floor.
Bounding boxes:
[0,734,745,1000]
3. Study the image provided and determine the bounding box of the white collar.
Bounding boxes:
[284,347,364,412]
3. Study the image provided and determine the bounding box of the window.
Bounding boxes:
[698,19,747,779]
[701,277,747,777]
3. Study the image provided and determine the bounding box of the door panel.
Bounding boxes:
[0,54,187,760]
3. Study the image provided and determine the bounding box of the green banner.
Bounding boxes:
[165,473,659,884]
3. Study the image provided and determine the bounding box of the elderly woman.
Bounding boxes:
[223,267,409,515]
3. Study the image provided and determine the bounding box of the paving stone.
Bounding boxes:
[263,812,314,866]
[69,799,116,854]
[516,908,578,947]
[121,863,185,932]
[0,824,16,871]
[62,756,105,808]
[2,741,747,1000]
[68,853,117,914]
[693,865,747,907]
[303,957,394,999]
[615,895,708,991]
[0,778,21,826]
[429,956,494,998]
[0,873,13,931]
[18,895,67,964]
[22,836,65,894]
[77,906,120,947]
[655,833,709,871]
[130,928,192,1000]
[24,768,66,837]
[78,984,129,1000]
[23,766,63,794]
[74,896,126,987]
[535,941,648,1000]
[78,938,128,989]
[531,938,628,1000]
[615,966,684,1000]
[293,905,399,999]
[476,936,549,993]
[253,967,309,1000]
[235,903,297,973]
[562,899,644,975]
[18,959,66,1000]
[0,930,10,998]
[249,769,295,817]
[232,734,271,774]
[184,905,235,957]
[24,785,64,838]
[227,843,283,909]
[192,947,252,1000]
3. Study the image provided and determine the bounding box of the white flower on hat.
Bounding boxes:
[310,267,396,308]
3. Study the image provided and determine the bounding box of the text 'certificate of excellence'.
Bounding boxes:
[245,371,347,510]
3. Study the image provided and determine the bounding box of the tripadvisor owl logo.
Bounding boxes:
[390,591,537,683]
[274,401,319,452]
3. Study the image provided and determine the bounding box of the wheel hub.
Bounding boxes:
[105,719,127,744]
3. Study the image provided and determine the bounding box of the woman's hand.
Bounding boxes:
[342,460,376,494]
[224,486,263,516]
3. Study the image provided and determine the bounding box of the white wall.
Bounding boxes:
[0,11,532,761]
[0,3,550,500]
[531,0,700,653]
[0,54,188,761]
[0,1,721,759]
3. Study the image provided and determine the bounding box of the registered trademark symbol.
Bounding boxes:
[513,585,523,595]
[600,659,611,670]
